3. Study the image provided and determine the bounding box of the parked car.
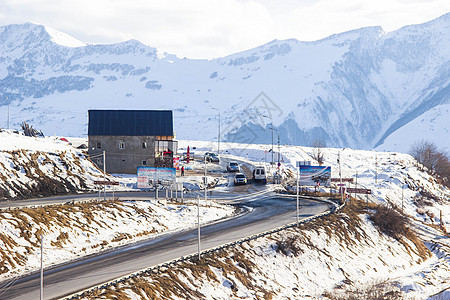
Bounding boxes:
[234,173,247,185]
[252,166,267,184]
[227,162,240,172]
[204,152,219,162]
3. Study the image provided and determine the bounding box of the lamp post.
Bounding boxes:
[296,162,300,227]
[262,115,274,166]
[197,195,201,261]
[6,96,9,129]
[338,148,346,204]
[103,151,106,201]
[204,156,207,202]
[212,107,220,155]
[271,127,281,183]
[40,234,44,300]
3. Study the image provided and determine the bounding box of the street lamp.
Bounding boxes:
[211,107,220,155]
[338,148,346,204]
[262,115,274,165]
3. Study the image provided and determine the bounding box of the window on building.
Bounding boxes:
[142,142,147,149]
[142,160,147,166]
[96,142,101,149]
[119,142,125,149]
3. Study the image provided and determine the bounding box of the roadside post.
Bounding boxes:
[347,187,372,208]
[197,195,201,261]
[296,161,300,227]
[94,181,119,201]
[103,151,106,201]
[204,156,207,202]
[40,234,44,300]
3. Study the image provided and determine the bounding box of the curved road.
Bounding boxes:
[1,193,331,300]
[1,157,332,300]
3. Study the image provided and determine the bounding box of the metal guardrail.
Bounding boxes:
[62,195,346,300]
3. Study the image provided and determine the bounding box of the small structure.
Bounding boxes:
[88,110,177,174]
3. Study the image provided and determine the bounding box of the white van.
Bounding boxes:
[252,166,267,184]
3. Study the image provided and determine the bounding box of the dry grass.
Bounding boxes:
[0,148,89,200]
[0,200,171,276]
[323,280,404,299]
[89,248,273,300]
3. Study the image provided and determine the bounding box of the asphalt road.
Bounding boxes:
[1,193,331,300]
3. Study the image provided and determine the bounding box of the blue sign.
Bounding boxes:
[299,166,331,187]
[137,167,176,189]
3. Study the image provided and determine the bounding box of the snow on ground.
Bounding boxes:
[180,139,450,229]
[85,202,445,299]
[0,132,449,298]
[0,199,235,281]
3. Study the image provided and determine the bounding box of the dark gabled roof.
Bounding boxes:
[88,110,173,136]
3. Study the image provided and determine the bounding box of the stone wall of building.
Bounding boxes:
[88,135,157,174]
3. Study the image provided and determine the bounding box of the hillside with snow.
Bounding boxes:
[0,14,449,152]
[0,131,449,299]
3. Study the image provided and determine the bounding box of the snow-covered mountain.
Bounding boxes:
[0,14,449,152]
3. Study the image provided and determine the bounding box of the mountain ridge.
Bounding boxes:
[0,14,449,153]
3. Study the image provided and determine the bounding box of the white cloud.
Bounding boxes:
[0,0,449,58]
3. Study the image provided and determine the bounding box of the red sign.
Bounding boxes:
[331,178,354,182]
[173,157,180,170]
[347,188,372,194]
[94,181,119,186]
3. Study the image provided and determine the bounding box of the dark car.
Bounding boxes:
[204,152,219,162]
[227,162,240,172]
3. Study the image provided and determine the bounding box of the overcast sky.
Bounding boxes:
[1,0,449,58]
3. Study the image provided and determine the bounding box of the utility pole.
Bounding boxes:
[339,150,344,204]
[277,131,280,169]
[204,156,207,202]
[103,151,106,201]
[218,110,220,155]
[212,107,220,155]
[296,163,300,227]
[271,125,274,165]
[375,154,378,184]
[40,234,44,300]
[197,196,201,261]
[7,96,10,129]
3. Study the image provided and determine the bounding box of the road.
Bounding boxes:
[1,193,331,300]
[0,157,332,300]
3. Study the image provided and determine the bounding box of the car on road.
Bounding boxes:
[204,152,219,162]
[227,162,240,172]
[234,173,247,185]
[252,166,267,184]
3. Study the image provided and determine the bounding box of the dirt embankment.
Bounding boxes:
[0,149,102,201]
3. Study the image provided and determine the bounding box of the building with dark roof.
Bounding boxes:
[88,110,177,174]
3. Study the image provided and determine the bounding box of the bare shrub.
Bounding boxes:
[410,140,449,187]
[275,235,302,256]
[312,139,326,165]
[369,205,409,240]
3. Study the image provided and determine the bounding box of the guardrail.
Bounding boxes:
[62,195,346,300]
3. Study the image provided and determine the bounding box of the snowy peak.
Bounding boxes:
[0,14,449,153]
[0,23,85,50]
[43,25,86,47]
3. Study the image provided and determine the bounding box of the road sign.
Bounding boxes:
[346,188,372,194]
[94,181,119,185]
[331,178,354,182]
